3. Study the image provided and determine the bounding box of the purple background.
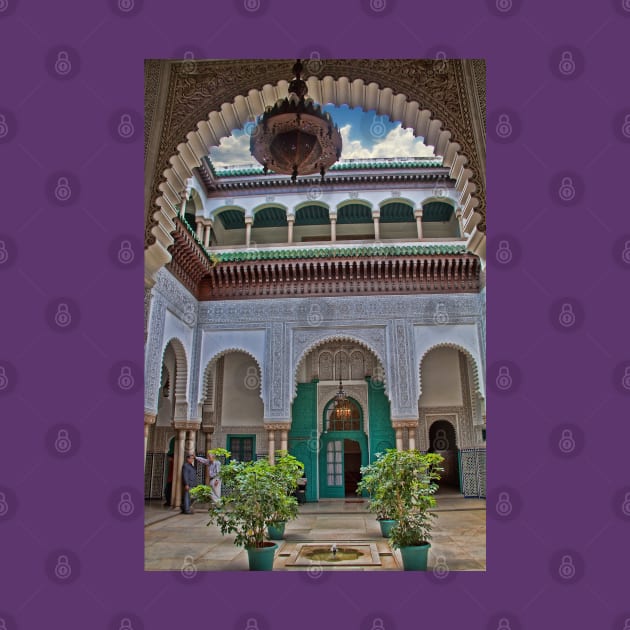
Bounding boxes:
[1,0,630,628]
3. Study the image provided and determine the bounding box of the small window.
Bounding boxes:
[325,398,361,432]
[228,436,255,462]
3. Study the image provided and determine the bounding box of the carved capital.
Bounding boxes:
[172,420,201,431]
[144,413,157,426]
[391,419,419,430]
[264,422,292,432]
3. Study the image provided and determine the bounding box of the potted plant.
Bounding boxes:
[190,452,303,570]
[356,453,401,537]
[358,449,443,568]
[384,450,444,571]
[266,451,304,540]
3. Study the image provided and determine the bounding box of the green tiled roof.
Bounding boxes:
[208,157,444,178]
[213,243,467,262]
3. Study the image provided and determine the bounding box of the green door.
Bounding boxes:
[320,438,345,498]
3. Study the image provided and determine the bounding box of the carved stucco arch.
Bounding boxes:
[161,337,189,410]
[293,333,388,401]
[145,62,485,283]
[417,342,482,400]
[198,347,263,406]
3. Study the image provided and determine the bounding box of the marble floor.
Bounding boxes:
[144,489,486,572]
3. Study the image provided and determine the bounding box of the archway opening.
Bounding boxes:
[429,420,460,492]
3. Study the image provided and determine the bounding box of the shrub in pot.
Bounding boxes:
[356,452,402,537]
[383,450,444,570]
[190,452,303,570]
[266,451,304,540]
[358,449,443,567]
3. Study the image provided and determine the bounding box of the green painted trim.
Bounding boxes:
[319,396,368,498]
[208,157,444,178]
[226,434,257,462]
[288,382,319,502]
[213,242,466,262]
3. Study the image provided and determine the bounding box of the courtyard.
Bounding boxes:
[144,489,486,572]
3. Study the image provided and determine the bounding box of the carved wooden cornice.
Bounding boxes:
[166,217,217,298]
[198,252,481,301]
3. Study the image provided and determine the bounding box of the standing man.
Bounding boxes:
[181,453,197,514]
[196,451,222,503]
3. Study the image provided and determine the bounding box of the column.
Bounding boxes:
[144,414,156,472]
[330,215,337,242]
[414,208,424,240]
[196,220,204,241]
[372,210,380,240]
[395,427,403,451]
[185,429,196,455]
[202,428,214,484]
[287,215,295,244]
[203,221,212,248]
[408,426,416,451]
[172,428,186,508]
[280,429,288,452]
[455,208,464,237]
[245,216,253,247]
[267,428,276,465]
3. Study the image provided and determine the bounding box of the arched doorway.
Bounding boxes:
[319,397,368,498]
[429,420,460,491]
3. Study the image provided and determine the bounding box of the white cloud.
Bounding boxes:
[209,132,258,168]
[209,122,435,168]
[339,124,435,160]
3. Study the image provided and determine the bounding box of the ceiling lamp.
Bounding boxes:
[332,378,352,422]
[250,59,342,183]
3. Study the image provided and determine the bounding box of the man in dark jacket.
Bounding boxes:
[181,453,197,514]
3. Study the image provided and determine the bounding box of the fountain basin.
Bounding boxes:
[284,543,381,567]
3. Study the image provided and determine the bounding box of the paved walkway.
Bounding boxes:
[144,490,486,571]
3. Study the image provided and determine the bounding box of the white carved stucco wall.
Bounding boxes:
[146,270,486,426]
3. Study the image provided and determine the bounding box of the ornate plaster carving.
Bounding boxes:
[144,59,486,282]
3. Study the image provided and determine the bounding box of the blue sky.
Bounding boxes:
[208,105,435,168]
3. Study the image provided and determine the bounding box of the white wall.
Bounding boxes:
[221,353,264,426]
[419,346,463,407]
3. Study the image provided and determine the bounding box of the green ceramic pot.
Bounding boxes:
[246,542,278,571]
[399,543,431,571]
[267,521,286,540]
[378,519,397,537]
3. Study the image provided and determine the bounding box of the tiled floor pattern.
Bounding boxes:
[145,490,486,572]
